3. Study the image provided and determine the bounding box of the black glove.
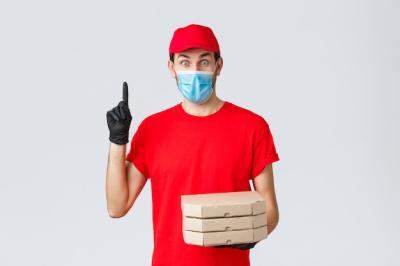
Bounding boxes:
[213,241,259,250]
[106,81,132,145]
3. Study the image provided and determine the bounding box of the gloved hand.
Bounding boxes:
[213,241,259,250]
[106,81,132,145]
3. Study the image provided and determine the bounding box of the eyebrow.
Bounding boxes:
[177,52,212,60]
[177,54,190,59]
[199,52,212,58]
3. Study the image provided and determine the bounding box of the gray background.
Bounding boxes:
[0,0,399,265]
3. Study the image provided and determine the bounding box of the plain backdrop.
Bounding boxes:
[0,1,399,265]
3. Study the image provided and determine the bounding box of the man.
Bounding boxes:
[106,24,280,266]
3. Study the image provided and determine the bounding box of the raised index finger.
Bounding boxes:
[122,81,128,103]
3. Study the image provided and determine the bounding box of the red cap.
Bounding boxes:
[169,24,220,55]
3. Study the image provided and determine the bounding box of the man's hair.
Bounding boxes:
[169,51,221,63]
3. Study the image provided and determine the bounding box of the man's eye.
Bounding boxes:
[180,60,189,66]
[200,60,209,66]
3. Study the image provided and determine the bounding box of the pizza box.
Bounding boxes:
[183,212,267,232]
[181,190,266,219]
[183,225,268,246]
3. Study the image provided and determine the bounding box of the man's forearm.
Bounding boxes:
[266,202,279,235]
[106,143,129,217]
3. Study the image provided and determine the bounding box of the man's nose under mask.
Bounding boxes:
[175,70,214,104]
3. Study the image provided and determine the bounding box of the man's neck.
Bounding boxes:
[181,95,225,117]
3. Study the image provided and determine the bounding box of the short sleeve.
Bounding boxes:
[126,119,150,179]
[250,117,280,179]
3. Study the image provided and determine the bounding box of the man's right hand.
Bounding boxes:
[213,241,259,250]
[106,81,132,145]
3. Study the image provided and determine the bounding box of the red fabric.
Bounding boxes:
[126,101,279,266]
[169,24,220,54]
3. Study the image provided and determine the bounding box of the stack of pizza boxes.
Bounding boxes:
[181,190,268,247]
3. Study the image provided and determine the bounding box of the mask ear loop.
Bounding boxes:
[211,63,220,89]
[172,62,177,77]
[172,62,180,87]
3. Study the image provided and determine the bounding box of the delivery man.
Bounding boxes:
[105,24,280,266]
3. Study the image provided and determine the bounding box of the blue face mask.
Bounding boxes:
[175,70,214,104]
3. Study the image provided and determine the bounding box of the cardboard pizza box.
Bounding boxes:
[183,225,268,246]
[180,190,268,247]
[181,190,266,219]
[183,212,267,232]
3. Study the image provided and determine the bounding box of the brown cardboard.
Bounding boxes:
[183,212,267,232]
[181,191,268,247]
[181,191,266,218]
[183,226,268,246]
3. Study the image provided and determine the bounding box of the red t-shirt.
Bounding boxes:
[126,100,280,266]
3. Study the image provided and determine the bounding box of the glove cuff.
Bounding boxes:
[109,135,129,145]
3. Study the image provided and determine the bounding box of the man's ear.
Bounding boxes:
[167,60,176,79]
[215,57,223,76]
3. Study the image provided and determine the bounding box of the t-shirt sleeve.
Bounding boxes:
[125,119,150,179]
[250,117,280,179]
